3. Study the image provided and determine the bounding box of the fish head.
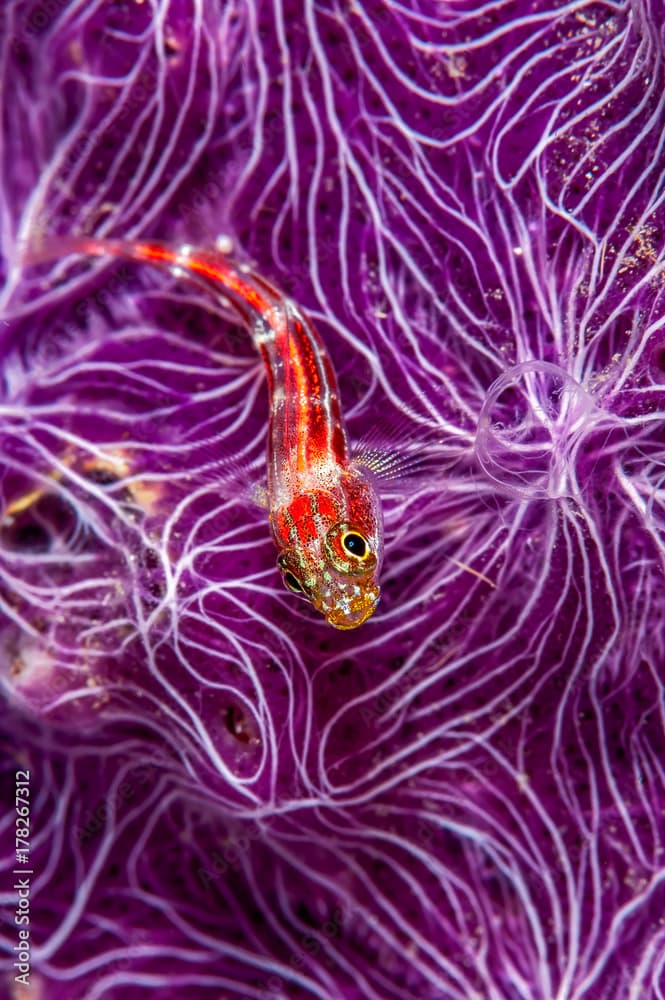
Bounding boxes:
[274,472,383,629]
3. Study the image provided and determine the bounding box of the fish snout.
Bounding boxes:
[323,584,380,630]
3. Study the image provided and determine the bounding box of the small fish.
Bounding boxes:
[23,235,383,629]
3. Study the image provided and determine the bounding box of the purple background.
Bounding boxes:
[1,1,665,997]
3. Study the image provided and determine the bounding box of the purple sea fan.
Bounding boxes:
[1,0,665,999]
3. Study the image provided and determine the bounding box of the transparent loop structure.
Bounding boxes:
[475,361,601,500]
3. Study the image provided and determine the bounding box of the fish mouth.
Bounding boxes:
[324,588,380,630]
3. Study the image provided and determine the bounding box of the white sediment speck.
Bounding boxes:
[215,235,234,254]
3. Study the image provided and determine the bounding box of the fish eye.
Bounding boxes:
[342,531,369,559]
[283,571,304,593]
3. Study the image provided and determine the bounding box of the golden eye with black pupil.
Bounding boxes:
[283,571,304,593]
[341,531,369,559]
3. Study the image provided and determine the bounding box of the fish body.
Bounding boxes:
[25,236,383,628]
